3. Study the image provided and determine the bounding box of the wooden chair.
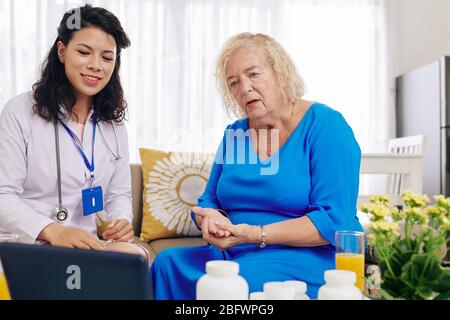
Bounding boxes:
[387,135,425,196]
[388,134,424,154]
[358,153,424,208]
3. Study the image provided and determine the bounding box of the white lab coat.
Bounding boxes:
[0,92,132,243]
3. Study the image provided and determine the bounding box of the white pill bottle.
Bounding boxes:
[196,260,249,300]
[317,270,362,300]
[283,280,310,300]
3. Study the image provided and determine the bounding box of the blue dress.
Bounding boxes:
[150,102,363,299]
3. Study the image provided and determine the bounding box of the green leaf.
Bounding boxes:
[400,253,442,299]
[380,289,405,300]
[380,275,403,297]
[388,243,416,275]
[380,267,417,299]
[434,290,450,300]
[423,234,446,255]
[429,267,450,293]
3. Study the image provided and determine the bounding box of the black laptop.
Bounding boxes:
[0,242,153,300]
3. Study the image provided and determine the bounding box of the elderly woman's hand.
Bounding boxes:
[200,217,259,250]
[192,206,231,238]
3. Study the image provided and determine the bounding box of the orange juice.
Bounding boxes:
[0,272,11,300]
[335,253,365,291]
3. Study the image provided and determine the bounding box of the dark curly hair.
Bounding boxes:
[32,4,130,123]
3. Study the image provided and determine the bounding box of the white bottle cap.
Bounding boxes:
[283,280,307,293]
[263,281,284,293]
[264,282,296,300]
[324,270,356,285]
[249,292,266,300]
[205,260,239,276]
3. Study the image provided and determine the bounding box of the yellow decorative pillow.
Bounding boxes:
[139,148,215,242]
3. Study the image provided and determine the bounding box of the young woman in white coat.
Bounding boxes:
[0,4,147,259]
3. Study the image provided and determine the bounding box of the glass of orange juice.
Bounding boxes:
[335,230,365,292]
[0,233,19,300]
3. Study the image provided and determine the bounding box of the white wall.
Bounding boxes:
[389,0,450,77]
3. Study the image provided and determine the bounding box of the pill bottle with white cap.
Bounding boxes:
[283,280,310,300]
[249,292,266,300]
[263,281,296,300]
[196,260,249,300]
[317,270,362,300]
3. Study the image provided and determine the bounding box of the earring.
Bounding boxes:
[59,56,64,63]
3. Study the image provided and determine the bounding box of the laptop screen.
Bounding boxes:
[0,242,153,300]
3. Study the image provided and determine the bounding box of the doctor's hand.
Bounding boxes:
[192,206,231,238]
[38,222,105,251]
[102,219,134,242]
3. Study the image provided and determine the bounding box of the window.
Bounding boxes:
[0,0,391,163]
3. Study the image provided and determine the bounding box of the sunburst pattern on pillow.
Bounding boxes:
[139,148,214,242]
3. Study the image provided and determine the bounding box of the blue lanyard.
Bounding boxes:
[61,120,97,181]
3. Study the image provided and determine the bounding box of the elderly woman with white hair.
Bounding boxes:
[150,32,363,299]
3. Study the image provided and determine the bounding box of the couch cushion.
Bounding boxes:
[149,237,207,255]
[139,148,214,242]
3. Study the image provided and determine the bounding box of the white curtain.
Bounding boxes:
[0,0,393,167]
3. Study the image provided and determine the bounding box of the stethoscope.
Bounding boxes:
[97,121,121,161]
[52,119,121,222]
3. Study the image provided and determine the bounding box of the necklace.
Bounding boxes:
[251,102,296,158]
[286,102,295,138]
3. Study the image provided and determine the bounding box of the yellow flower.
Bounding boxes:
[366,233,377,246]
[368,220,399,245]
[369,220,399,244]
[434,195,450,220]
[402,190,430,208]
[362,202,394,221]
[439,217,450,233]
[361,197,400,222]
[424,205,446,220]
[370,220,399,233]
[391,207,405,221]
[360,203,370,213]
[403,206,429,225]
[369,194,390,204]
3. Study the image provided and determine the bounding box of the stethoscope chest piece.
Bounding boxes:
[54,206,69,222]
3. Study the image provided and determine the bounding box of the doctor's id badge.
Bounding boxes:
[82,186,103,216]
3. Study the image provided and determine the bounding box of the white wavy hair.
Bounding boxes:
[215,32,306,118]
